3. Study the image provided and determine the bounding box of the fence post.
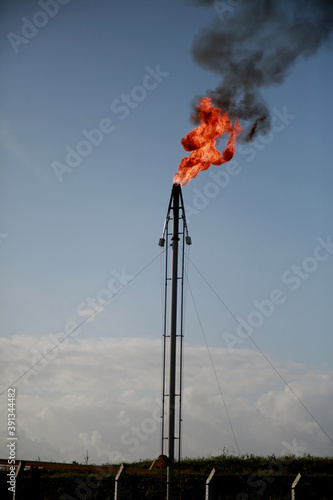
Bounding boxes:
[114,463,127,500]
[291,472,301,500]
[13,461,26,500]
[205,467,216,500]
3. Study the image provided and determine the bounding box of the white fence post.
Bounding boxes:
[291,472,301,500]
[13,461,26,500]
[205,467,216,500]
[114,463,127,500]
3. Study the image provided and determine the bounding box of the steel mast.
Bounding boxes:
[159,183,191,500]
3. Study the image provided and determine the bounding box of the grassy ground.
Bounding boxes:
[1,454,332,499]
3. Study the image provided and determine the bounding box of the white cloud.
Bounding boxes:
[0,335,332,464]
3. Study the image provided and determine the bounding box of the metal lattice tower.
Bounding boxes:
[159,183,191,500]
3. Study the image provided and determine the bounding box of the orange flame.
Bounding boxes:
[174,97,242,186]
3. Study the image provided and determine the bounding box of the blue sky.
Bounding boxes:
[0,0,332,465]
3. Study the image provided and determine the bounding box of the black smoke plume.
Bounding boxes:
[191,0,333,141]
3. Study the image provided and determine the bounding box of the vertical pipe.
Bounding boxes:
[167,183,180,500]
[161,229,169,456]
[178,220,185,469]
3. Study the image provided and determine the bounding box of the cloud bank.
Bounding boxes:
[0,335,332,464]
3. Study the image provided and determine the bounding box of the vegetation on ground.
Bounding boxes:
[1,453,332,499]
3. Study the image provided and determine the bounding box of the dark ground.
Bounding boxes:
[1,454,332,499]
